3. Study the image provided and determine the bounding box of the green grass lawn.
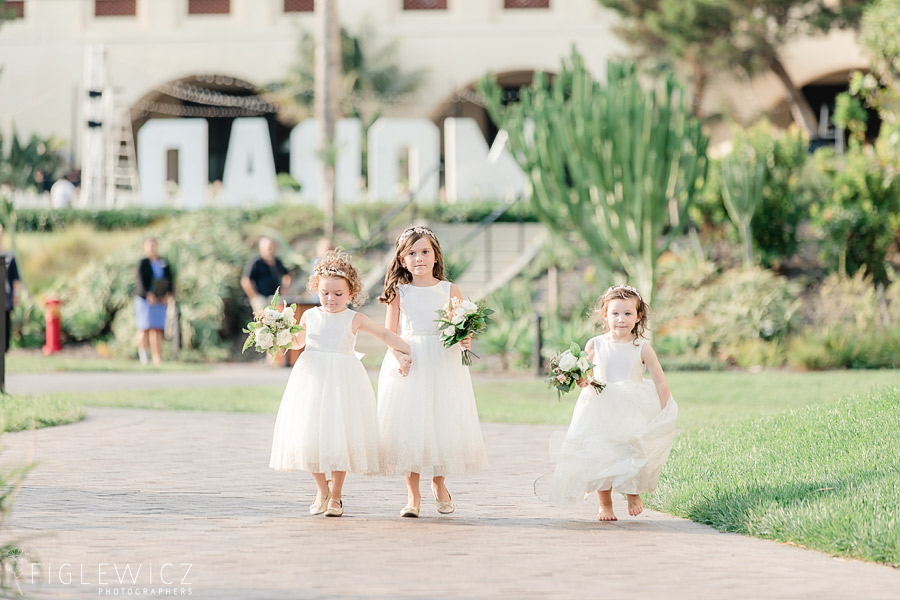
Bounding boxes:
[472,369,898,430]
[647,386,900,565]
[50,369,898,431]
[0,394,85,431]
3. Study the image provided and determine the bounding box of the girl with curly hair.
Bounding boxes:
[270,249,412,518]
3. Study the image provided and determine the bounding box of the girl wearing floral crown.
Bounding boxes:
[377,226,487,518]
[270,249,412,518]
[548,284,678,521]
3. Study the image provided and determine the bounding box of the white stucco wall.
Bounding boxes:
[0,0,623,150]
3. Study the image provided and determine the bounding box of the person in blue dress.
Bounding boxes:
[135,237,174,364]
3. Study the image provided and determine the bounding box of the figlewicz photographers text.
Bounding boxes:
[27,562,193,596]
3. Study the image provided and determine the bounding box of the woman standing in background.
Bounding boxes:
[135,237,174,365]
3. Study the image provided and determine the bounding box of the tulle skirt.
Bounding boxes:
[269,350,380,474]
[549,379,678,504]
[377,335,487,477]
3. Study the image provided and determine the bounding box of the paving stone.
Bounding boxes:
[0,407,898,599]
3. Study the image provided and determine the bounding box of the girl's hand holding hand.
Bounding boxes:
[398,354,412,377]
[146,292,159,304]
[460,334,473,351]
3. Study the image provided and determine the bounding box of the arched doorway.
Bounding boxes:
[769,69,881,147]
[131,74,291,185]
[431,70,548,143]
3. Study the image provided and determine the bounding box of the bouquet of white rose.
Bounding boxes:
[242,289,303,356]
[546,342,606,399]
[435,297,493,366]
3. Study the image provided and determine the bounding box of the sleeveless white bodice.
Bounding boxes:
[396,281,451,337]
[591,336,646,383]
[303,308,358,356]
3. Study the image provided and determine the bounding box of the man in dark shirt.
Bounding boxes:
[1,225,20,351]
[241,236,292,313]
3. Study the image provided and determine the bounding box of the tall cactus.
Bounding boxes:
[477,51,708,306]
[720,144,767,267]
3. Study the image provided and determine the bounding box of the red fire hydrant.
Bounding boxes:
[42,296,63,355]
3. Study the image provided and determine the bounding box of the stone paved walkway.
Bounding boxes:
[2,407,899,599]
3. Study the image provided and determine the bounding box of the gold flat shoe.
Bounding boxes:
[309,490,331,516]
[400,505,420,518]
[324,499,343,517]
[432,488,455,514]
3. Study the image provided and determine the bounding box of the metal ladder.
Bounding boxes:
[105,106,140,207]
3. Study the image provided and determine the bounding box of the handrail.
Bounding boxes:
[349,163,443,254]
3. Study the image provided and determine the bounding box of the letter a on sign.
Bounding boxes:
[223,118,279,206]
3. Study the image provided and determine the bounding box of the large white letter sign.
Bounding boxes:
[368,118,440,202]
[444,117,528,202]
[137,119,208,209]
[222,117,278,206]
[289,118,362,204]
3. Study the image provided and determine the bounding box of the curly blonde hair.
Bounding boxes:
[306,249,368,306]
[378,226,446,305]
[593,284,650,342]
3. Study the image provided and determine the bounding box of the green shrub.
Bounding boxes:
[55,211,252,360]
[541,286,600,361]
[788,325,900,369]
[15,207,182,232]
[751,124,810,268]
[11,301,44,349]
[812,146,900,284]
[655,254,800,366]
[788,272,900,369]
[479,279,536,370]
[691,121,811,267]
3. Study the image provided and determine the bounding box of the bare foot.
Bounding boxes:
[598,504,617,521]
[627,494,643,516]
[597,498,619,521]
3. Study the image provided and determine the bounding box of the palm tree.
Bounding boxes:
[267,23,428,129]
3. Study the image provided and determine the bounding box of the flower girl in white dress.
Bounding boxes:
[549,285,678,521]
[377,226,487,518]
[270,250,412,518]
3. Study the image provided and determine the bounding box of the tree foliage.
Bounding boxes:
[598,0,872,131]
[266,24,427,126]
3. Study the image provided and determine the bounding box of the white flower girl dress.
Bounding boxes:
[269,307,380,474]
[377,281,487,476]
[549,335,678,504]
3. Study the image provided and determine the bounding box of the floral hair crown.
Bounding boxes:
[606,284,642,301]
[397,226,436,245]
[314,265,348,279]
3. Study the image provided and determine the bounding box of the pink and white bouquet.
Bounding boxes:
[242,289,302,356]
[435,298,493,366]
[546,342,605,399]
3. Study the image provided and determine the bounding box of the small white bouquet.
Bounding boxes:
[242,289,302,356]
[435,297,493,366]
[546,342,606,399]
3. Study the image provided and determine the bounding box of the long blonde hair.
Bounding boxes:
[378,226,446,304]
